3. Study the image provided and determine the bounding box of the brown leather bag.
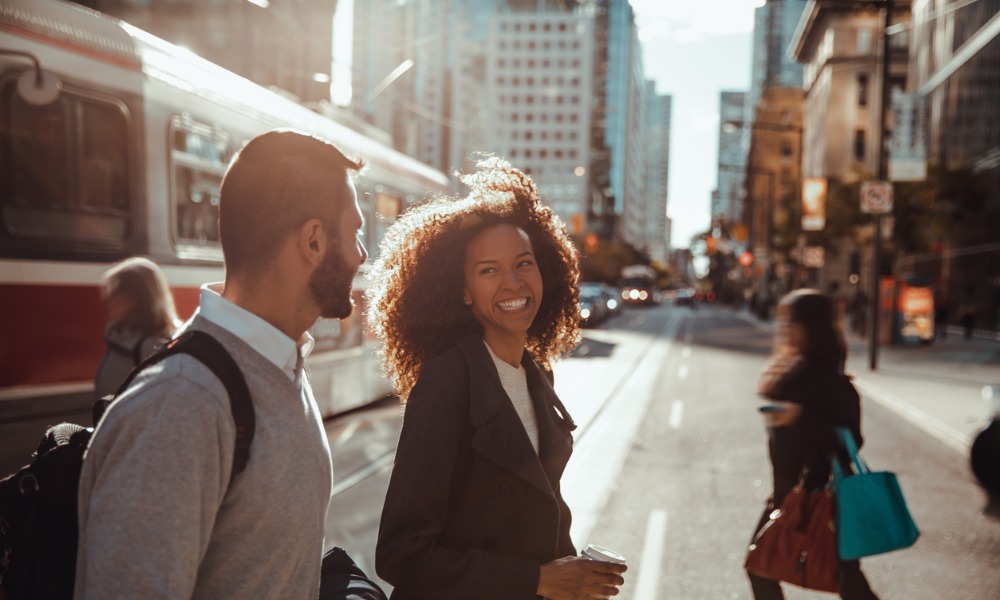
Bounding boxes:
[745,480,840,593]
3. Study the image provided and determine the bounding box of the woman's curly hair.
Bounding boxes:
[365,156,581,400]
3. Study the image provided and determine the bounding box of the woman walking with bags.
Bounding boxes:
[748,289,880,599]
[367,157,626,599]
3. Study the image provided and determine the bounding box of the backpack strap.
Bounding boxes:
[101,330,255,484]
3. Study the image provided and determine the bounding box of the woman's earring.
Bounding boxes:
[463,296,472,306]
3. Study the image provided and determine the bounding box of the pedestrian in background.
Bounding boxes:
[960,285,978,340]
[93,257,180,401]
[368,157,626,600]
[75,129,367,599]
[749,289,881,600]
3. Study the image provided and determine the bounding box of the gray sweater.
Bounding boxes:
[75,317,333,600]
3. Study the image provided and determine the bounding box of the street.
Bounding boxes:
[324,303,1000,598]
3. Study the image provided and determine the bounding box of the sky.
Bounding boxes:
[629,0,760,249]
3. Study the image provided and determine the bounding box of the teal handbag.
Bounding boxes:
[832,427,920,560]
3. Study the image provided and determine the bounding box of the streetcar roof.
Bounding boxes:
[0,0,451,193]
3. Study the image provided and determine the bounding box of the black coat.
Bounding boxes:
[761,360,863,505]
[376,331,577,600]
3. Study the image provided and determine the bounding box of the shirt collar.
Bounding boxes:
[194,283,313,382]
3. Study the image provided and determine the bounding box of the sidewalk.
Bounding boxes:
[845,331,1000,453]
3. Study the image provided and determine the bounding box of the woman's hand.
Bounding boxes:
[537,556,626,599]
[763,401,801,428]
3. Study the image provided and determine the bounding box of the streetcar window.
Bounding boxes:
[169,119,232,248]
[0,80,130,244]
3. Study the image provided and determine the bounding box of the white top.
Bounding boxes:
[193,283,314,384]
[484,341,539,453]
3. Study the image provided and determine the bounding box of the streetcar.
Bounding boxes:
[0,0,451,472]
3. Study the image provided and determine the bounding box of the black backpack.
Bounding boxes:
[0,331,253,600]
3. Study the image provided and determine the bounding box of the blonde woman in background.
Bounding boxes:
[93,257,180,401]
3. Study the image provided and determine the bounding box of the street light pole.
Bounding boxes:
[869,0,892,371]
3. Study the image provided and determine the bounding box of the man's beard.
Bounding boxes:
[309,239,356,320]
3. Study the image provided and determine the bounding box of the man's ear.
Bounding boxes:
[298,218,327,267]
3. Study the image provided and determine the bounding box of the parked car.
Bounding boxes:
[601,283,623,317]
[675,288,696,307]
[578,295,600,328]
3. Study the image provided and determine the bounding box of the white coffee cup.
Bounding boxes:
[582,543,626,565]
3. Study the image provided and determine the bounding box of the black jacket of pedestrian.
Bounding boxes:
[376,330,577,600]
[761,359,863,504]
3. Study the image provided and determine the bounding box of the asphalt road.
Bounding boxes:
[323,302,1000,598]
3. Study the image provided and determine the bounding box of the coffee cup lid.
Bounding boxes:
[583,544,626,564]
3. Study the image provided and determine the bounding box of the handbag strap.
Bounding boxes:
[834,426,869,476]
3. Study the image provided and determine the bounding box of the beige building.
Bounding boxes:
[790,0,910,293]
[746,87,804,285]
[791,1,910,183]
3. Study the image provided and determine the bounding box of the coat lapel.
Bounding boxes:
[458,333,568,498]
[523,356,575,489]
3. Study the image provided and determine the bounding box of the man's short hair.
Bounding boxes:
[219,129,364,275]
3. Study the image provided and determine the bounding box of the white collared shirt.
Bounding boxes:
[191,283,314,384]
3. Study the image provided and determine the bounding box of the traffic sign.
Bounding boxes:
[861,181,893,214]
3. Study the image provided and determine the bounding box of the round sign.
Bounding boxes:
[861,182,893,214]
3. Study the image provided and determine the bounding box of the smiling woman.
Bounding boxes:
[365,157,628,599]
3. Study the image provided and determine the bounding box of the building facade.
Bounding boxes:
[904,0,1000,333]
[791,1,910,182]
[485,11,594,229]
[644,89,671,265]
[714,91,748,223]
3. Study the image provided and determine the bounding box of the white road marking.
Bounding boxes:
[677,364,689,380]
[633,509,668,600]
[669,401,684,429]
[681,347,692,359]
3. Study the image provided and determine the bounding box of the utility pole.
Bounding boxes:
[869,0,893,371]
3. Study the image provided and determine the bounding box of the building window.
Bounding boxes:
[540,149,548,158]
[555,149,563,158]
[526,113,534,122]
[857,28,871,54]
[540,130,548,138]
[858,74,869,107]
[781,141,792,157]
[526,95,535,104]
[854,129,866,160]
[1,82,134,249]
[525,149,533,158]
[527,59,535,68]
[525,131,533,140]
[559,23,567,32]
[498,59,505,68]
[569,114,579,123]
